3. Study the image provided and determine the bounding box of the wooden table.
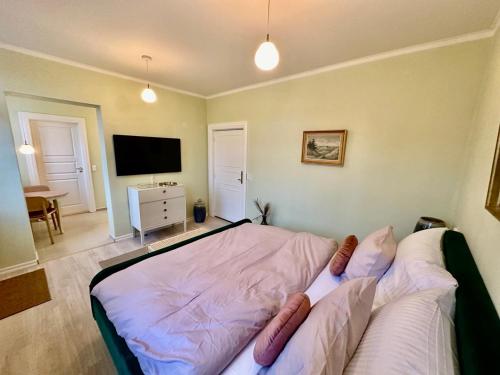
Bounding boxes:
[24,190,68,233]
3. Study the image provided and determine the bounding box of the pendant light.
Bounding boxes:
[255,0,280,71]
[19,138,35,155]
[140,55,157,103]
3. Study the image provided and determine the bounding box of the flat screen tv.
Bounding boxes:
[113,134,181,176]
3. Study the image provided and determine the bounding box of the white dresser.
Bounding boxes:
[128,184,187,244]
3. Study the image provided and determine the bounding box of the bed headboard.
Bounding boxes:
[441,230,500,375]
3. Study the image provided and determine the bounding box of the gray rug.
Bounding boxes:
[99,247,148,269]
[99,227,210,269]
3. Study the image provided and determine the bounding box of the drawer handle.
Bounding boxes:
[164,216,168,219]
[163,209,167,212]
[163,201,166,204]
[163,190,166,193]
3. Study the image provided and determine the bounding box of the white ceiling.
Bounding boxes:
[0,0,499,96]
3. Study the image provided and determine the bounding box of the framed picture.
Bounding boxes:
[301,130,347,166]
[485,123,500,220]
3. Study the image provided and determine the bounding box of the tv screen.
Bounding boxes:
[113,134,181,176]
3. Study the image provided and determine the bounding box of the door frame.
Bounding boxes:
[207,121,248,219]
[18,112,97,213]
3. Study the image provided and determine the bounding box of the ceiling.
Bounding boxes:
[0,0,499,97]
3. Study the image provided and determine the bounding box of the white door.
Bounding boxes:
[30,120,89,215]
[213,129,246,222]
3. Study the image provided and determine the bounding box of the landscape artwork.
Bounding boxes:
[301,130,347,166]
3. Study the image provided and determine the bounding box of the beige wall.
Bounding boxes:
[1,35,498,311]
[6,96,107,209]
[0,48,207,269]
[207,41,490,242]
[454,29,500,312]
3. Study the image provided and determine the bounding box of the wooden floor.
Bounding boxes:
[0,217,228,375]
[33,210,112,263]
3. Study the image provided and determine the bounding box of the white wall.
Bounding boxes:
[208,40,490,241]
[454,29,500,312]
[0,48,207,269]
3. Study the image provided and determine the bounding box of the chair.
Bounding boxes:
[24,185,54,209]
[23,185,50,193]
[26,196,58,245]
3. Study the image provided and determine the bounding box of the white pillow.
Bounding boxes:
[373,227,456,308]
[373,260,457,309]
[394,227,448,266]
[344,226,397,281]
[345,288,458,375]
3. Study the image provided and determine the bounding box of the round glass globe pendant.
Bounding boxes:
[140,55,157,103]
[19,140,35,155]
[141,84,157,103]
[255,34,279,71]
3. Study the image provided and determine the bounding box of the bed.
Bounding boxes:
[89,219,499,375]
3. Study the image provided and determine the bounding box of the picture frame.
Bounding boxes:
[301,130,347,166]
[485,123,500,220]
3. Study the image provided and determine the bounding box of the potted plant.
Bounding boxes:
[254,199,271,225]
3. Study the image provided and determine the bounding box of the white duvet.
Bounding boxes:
[92,223,336,374]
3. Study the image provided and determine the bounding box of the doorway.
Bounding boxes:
[7,99,111,262]
[19,112,96,215]
[208,122,247,222]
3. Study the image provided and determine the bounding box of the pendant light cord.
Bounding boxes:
[144,57,150,88]
[266,0,271,41]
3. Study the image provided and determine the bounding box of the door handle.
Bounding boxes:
[237,171,243,184]
[76,167,84,173]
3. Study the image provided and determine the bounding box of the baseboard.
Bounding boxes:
[112,217,195,242]
[0,259,39,276]
[110,233,133,242]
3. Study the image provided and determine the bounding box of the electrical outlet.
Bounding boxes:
[91,164,97,172]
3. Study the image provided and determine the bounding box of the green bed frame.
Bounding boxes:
[90,224,499,375]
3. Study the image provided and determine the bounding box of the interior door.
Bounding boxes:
[213,129,245,222]
[30,120,89,215]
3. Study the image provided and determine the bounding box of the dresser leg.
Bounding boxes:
[184,219,187,232]
[140,231,145,245]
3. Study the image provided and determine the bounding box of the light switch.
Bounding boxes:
[91,165,97,172]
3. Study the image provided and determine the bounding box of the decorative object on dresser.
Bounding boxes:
[301,130,347,166]
[193,199,206,223]
[413,216,446,232]
[128,184,187,245]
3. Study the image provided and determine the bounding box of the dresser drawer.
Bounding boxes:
[139,201,167,229]
[139,197,185,230]
[138,186,185,204]
[164,196,186,223]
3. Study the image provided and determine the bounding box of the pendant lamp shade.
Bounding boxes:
[255,0,279,71]
[19,140,35,155]
[141,84,157,103]
[255,37,280,71]
[140,55,157,103]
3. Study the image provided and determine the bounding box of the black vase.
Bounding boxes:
[261,216,268,225]
[413,216,446,232]
[194,206,206,223]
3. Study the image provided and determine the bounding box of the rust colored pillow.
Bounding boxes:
[253,293,311,366]
[330,235,359,276]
